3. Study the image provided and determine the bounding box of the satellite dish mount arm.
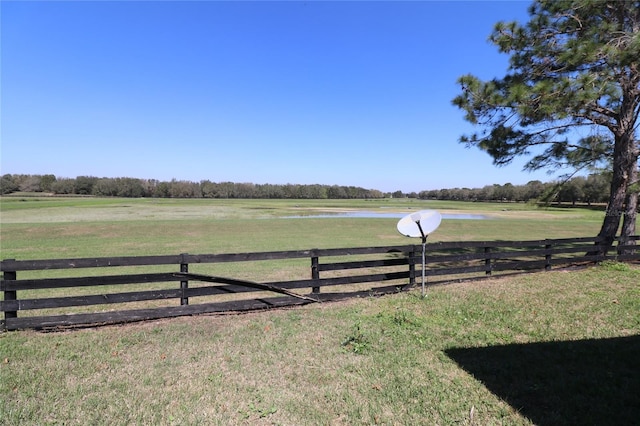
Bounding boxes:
[414,218,428,297]
[415,220,427,245]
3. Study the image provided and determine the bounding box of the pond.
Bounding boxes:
[284,211,488,220]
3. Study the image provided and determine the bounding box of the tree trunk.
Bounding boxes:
[596,97,640,254]
[614,75,640,253]
[595,135,633,254]
[597,182,625,254]
[620,162,638,254]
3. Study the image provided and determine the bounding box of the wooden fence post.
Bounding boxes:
[311,253,320,294]
[180,254,189,306]
[484,247,492,275]
[408,247,416,287]
[3,264,17,330]
[545,243,552,271]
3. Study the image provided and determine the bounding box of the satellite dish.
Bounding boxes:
[396,209,442,297]
[397,210,442,238]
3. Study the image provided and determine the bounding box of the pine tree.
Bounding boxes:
[453,0,639,250]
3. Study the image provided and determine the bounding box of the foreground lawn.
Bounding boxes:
[1,263,638,425]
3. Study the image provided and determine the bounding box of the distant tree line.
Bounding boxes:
[0,174,385,199]
[0,173,615,205]
[418,174,613,205]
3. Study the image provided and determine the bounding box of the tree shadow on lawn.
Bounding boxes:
[445,335,640,425]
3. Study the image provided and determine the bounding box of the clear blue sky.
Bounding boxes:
[1,0,563,193]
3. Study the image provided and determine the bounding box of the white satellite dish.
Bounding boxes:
[397,210,442,239]
[396,210,442,297]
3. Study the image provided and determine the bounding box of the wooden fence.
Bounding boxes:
[1,236,638,331]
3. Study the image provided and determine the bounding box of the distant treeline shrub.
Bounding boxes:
[0,174,385,199]
[0,173,614,204]
[419,174,612,205]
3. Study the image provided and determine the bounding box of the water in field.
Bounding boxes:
[284,211,488,220]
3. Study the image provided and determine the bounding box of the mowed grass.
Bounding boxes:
[1,264,638,425]
[1,197,638,424]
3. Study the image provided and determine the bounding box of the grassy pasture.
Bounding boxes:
[0,196,605,259]
[1,197,638,425]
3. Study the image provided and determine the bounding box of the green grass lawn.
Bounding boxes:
[1,197,636,425]
[1,262,638,425]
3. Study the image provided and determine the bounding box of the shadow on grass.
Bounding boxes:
[445,335,640,425]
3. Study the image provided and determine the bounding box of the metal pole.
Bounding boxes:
[414,220,428,298]
[421,238,426,296]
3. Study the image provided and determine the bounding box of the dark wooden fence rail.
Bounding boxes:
[1,236,637,330]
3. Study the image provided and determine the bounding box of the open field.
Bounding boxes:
[0,196,606,260]
[1,197,638,424]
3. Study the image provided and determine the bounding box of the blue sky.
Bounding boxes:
[1,0,563,193]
